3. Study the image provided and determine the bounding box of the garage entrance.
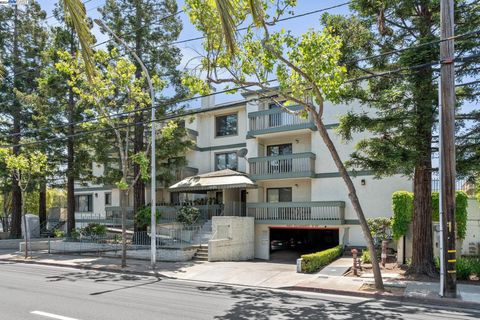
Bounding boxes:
[269,227,339,263]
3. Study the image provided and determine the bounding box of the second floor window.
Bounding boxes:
[215,113,237,137]
[75,195,93,212]
[215,152,238,171]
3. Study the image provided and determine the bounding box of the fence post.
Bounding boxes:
[48,236,51,254]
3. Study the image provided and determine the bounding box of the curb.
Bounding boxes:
[0,257,174,279]
[288,285,480,311]
[2,256,480,312]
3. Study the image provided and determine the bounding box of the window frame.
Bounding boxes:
[215,112,238,138]
[105,192,112,206]
[266,187,293,203]
[75,194,93,213]
[214,151,238,171]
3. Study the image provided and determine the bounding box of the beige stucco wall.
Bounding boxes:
[208,216,254,261]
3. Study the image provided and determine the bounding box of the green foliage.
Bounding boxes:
[456,257,480,281]
[361,249,371,264]
[432,191,469,240]
[81,223,107,237]
[367,217,391,242]
[176,206,200,225]
[70,229,81,240]
[391,191,413,240]
[394,191,469,240]
[53,229,65,238]
[301,245,343,273]
[135,205,162,229]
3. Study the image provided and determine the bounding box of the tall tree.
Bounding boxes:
[100,0,186,232]
[183,0,385,291]
[327,1,480,275]
[0,2,48,238]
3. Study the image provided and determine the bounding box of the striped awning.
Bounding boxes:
[168,169,257,192]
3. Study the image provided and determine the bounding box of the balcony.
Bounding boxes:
[247,105,316,137]
[246,201,345,224]
[248,152,316,180]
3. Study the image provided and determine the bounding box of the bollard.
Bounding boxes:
[351,248,358,276]
[48,236,51,254]
[381,240,388,267]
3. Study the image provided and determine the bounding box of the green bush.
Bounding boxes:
[53,229,65,238]
[367,217,392,243]
[361,249,371,264]
[432,191,469,240]
[434,256,480,280]
[81,223,107,237]
[70,229,81,240]
[135,205,162,229]
[301,245,343,273]
[176,206,200,225]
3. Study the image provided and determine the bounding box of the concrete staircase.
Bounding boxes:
[193,246,209,261]
[192,220,212,261]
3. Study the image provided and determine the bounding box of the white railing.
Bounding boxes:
[247,202,345,222]
[248,153,315,178]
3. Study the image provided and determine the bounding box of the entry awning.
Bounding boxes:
[168,169,257,192]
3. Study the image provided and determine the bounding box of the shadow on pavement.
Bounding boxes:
[198,284,480,320]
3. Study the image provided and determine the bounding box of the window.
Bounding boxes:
[105,193,112,206]
[267,144,293,173]
[75,195,93,212]
[267,188,292,203]
[215,152,238,171]
[215,113,237,137]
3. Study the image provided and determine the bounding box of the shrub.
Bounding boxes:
[81,223,107,237]
[361,249,371,264]
[432,191,469,240]
[70,229,81,240]
[456,257,480,280]
[301,245,343,273]
[434,256,480,280]
[367,217,392,244]
[53,229,65,238]
[176,206,200,225]
[135,205,162,229]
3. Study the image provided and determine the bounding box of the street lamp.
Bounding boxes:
[94,19,157,268]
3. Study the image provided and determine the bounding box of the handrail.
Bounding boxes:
[248,152,316,162]
[248,105,304,117]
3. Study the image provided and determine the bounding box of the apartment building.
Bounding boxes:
[74,93,413,260]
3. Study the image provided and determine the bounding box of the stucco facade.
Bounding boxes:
[75,95,415,260]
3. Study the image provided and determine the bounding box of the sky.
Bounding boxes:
[35,0,352,106]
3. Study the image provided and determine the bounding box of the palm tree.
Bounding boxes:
[62,0,262,78]
[62,0,95,79]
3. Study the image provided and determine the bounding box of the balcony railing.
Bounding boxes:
[247,201,345,224]
[248,152,315,179]
[248,105,315,136]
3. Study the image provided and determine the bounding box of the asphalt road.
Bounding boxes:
[0,262,479,320]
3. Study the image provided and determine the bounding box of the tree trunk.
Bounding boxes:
[410,161,436,275]
[21,190,28,259]
[10,4,22,240]
[120,189,128,268]
[313,112,384,291]
[66,77,76,236]
[39,179,47,232]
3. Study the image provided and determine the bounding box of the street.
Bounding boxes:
[0,262,478,319]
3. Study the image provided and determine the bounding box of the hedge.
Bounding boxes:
[392,190,469,240]
[301,245,343,273]
[391,191,413,240]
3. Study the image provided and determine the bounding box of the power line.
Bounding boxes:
[4,31,480,141]
[2,53,480,149]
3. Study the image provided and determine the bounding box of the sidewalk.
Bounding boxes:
[1,250,479,310]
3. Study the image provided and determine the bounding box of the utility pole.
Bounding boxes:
[439,0,457,298]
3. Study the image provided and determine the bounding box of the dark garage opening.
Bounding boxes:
[269,227,339,263]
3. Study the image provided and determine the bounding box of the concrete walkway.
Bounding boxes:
[1,250,479,310]
[317,257,352,277]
